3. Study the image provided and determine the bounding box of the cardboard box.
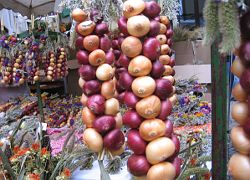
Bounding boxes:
[172,40,211,65]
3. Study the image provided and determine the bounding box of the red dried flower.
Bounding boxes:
[31,143,40,151]
[203,172,211,180]
[190,158,197,166]
[63,168,71,177]
[16,148,29,157]
[28,173,40,180]
[13,146,20,153]
[41,147,48,155]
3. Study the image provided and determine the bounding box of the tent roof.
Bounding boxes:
[0,0,56,17]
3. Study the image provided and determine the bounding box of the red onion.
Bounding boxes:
[118,36,125,46]
[100,36,111,52]
[155,79,173,100]
[90,9,103,23]
[118,54,130,68]
[167,38,173,47]
[166,28,174,38]
[124,91,140,108]
[76,50,89,65]
[169,57,175,67]
[172,157,181,177]
[172,135,180,157]
[104,129,125,150]
[123,110,143,129]
[117,91,126,103]
[95,23,109,36]
[82,80,101,96]
[149,20,161,37]
[240,68,250,92]
[143,1,161,18]
[118,71,134,90]
[75,36,84,49]
[154,16,160,21]
[239,42,250,65]
[105,50,115,65]
[118,17,129,36]
[78,65,96,81]
[127,129,147,155]
[87,94,105,115]
[171,69,176,76]
[116,81,126,93]
[93,116,116,135]
[127,154,151,176]
[158,99,172,120]
[112,40,120,50]
[115,67,127,79]
[151,60,165,79]
[113,50,121,59]
[143,37,161,60]
[240,12,250,40]
[165,120,173,137]
[243,117,250,134]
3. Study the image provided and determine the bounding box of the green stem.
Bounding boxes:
[98,160,111,180]
[0,149,16,180]
[179,141,202,155]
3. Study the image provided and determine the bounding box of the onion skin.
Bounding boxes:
[123,0,146,18]
[231,126,250,155]
[123,110,143,129]
[95,23,109,36]
[75,36,84,49]
[163,76,175,85]
[127,154,151,177]
[149,20,161,37]
[139,119,166,141]
[161,44,171,55]
[127,15,151,37]
[160,16,170,27]
[72,8,88,22]
[146,137,175,164]
[118,17,129,36]
[121,36,142,58]
[101,80,115,99]
[115,113,123,129]
[81,93,88,106]
[93,116,116,135]
[136,95,161,119]
[105,50,115,65]
[76,50,89,65]
[165,120,174,138]
[89,49,106,66]
[103,129,125,150]
[159,23,167,34]
[118,71,134,90]
[158,99,173,120]
[105,98,120,115]
[151,61,165,79]
[156,34,167,45]
[117,91,126,103]
[128,56,152,77]
[83,35,99,52]
[240,68,250,92]
[77,21,96,36]
[82,107,96,128]
[228,153,250,180]
[112,39,120,50]
[232,83,248,102]
[83,128,103,152]
[132,76,156,98]
[113,50,121,59]
[159,55,171,65]
[82,80,101,96]
[166,29,174,38]
[143,38,161,60]
[127,129,147,155]
[143,1,161,18]
[96,64,114,81]
[163,65,173,76]
[117,54,130,68]
[87,94,105,115]
[124,91,140,109]
[78,65,96,81]
[172,157,181,178]
[231,57,245,78]
[155,79,173,100]
[171,135,180,157]
[100,36,111,52]
[231,102,249,125]
[147,162,176,180]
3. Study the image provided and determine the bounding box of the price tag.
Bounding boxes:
[42,123,47,131]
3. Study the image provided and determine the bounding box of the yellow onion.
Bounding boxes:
[132,76,156,98]
[163,65,173,76]
[123,0,146,18]
[77,21,96,36]
[139,119,166,141]
[228,153,250,180]
[89,49,106,66]
[82,107,96,128]
[231,57,246,78]
[231,102,249,125]
[83,128,103,152]
[160,16,170,26]
[78,77,85,88]
[159,23,167,34]
[105,98,120,116]
[231,126,250,155]
[147,162,176,180]
[121,36,142,58]
[159,55,170,65]
[71,8,88,22]
[115,112,123,129]
[136,95,161,119]
[161,44,171,55]
[83,35,100,51]
[80,93,88,106]
[96,64,114,81]
[127,15,150,37]
[128,56,152,77]
[232,83,248,102]
[101,80,116,99]
[146,137,175,164]
[169,94,178,106]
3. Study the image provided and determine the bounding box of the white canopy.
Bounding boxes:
[0,0,59,17]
